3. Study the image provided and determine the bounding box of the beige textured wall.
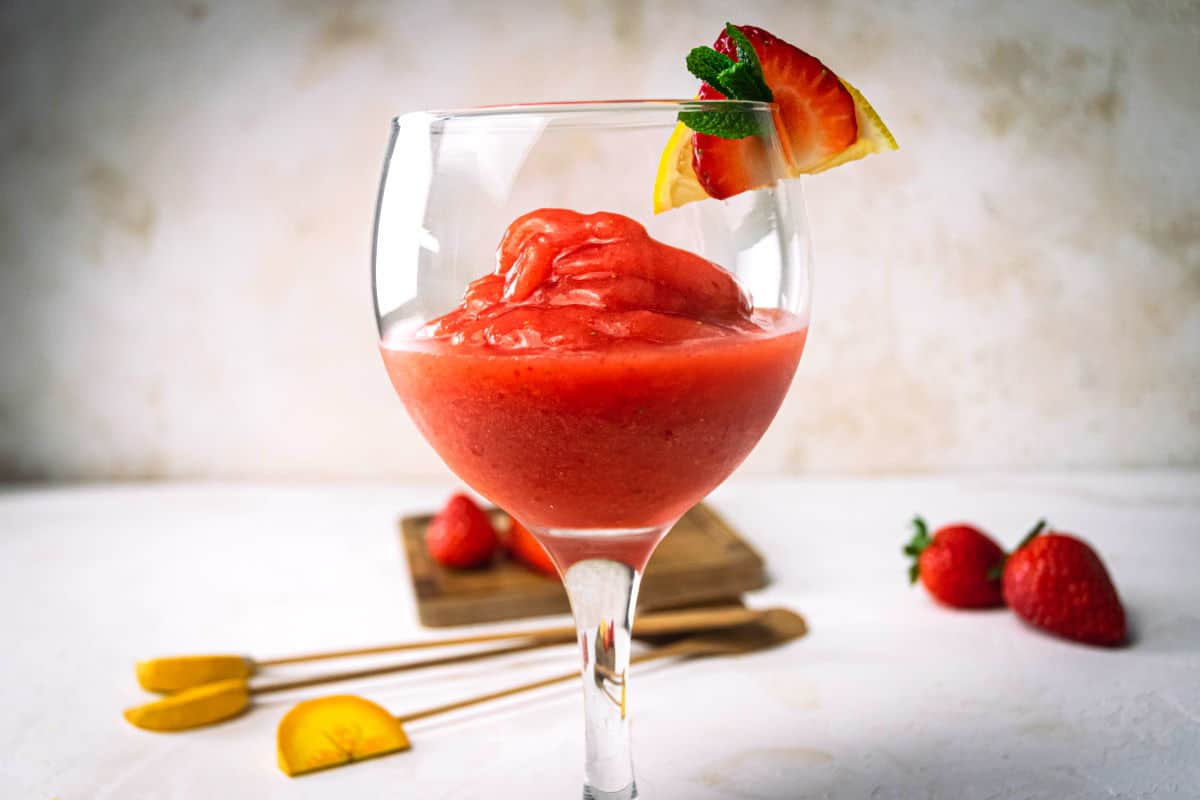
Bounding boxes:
[1,0,1197,481]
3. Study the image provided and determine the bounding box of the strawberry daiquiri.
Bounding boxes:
[381,208,806,547]
[371,20,899,798]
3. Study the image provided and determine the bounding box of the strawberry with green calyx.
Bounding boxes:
[1002,520,1126,647]
[904,516,1006,609]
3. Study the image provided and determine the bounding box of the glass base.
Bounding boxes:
[584,781,638,800]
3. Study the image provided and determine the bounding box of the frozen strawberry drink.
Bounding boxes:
[381,208,806,530]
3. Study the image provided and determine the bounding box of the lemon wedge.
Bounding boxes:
[652,121,708,214]
[804,80,898,175]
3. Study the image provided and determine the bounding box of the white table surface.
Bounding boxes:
[1,473,1198,799]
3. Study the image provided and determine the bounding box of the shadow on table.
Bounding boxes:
[1124,605,1200,655]
[681,725,1194,800]
[688,751,1129,800]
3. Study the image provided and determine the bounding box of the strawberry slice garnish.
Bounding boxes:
[692,24,858,198]
[656,22,896,212]
[719,25,858,173]
[691,82,779,200]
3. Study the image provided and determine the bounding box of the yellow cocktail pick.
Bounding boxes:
[136,655,255,693]
[123,678,251,731]
[121,605,806,771]
[276,696,412,776]
[133,605,765,693]
[277,609,807,776]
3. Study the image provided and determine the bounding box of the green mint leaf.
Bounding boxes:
[686,46,735,95]
[677,25,774,139]
[678,110,762,139]
[717,61,772,102]
[724,23,767,87]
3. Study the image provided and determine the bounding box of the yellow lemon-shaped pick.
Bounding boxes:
[124,678,250,732]
[136,655,254,693]
[277,695,411,777]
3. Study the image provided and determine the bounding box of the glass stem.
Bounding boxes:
[562,557,643,800]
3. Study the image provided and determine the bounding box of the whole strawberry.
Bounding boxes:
[904,517,1005,608]
[425,493,498,568]
[505,518,558,577]
[1002,521,1126,647]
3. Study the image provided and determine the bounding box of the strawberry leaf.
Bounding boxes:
[904,516,932,584]
[904,516,931,555]
[1014,519,1047,551]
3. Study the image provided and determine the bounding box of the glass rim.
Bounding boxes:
[397,98,776,124]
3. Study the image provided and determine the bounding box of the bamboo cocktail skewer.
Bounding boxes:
[124,606,771,731]
[126,609,806,737]
[398,613,799,723]
[135,604,763,693]
[260,604,761,665]
[276,609,809,776]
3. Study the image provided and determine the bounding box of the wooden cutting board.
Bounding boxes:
[400,502,766,627]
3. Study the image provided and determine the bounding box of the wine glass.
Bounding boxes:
[372,100,810,799]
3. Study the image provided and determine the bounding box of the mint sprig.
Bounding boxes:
[680,22,773,139]
[717,62,769,103]
[685,47,735,96]
[677,109,763,139]
[722,23,771,100]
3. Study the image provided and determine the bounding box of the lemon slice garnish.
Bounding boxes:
[652,121,709,214]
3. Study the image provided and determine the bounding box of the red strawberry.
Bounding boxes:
[904,517,1006,609]
[506,518,558,577]
[692,83,780,200]
[692,24,858,198]
[425,493,498,568]
[1002,521,1126,647]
